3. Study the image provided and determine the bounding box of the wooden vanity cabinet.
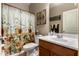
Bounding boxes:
[39,39,78,56]
[39,46,50,56]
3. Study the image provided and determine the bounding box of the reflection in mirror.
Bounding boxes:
[49,3,78,34]
[63,9,78,34]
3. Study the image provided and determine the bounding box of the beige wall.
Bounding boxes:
[6,3,30,11]
[50,3,77,33]
[29,3,49,35]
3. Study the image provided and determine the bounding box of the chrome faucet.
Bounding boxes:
[56,34,63,38]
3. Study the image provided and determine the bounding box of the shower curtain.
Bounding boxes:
[2,4,35,36]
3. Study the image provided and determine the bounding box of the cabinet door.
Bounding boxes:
[39,46,50,56]
[50,52,60,56]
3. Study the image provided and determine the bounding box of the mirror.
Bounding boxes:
[63,9,78,34]
[49,3,78,34]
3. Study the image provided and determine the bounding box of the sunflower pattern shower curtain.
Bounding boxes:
[2,4,35,36]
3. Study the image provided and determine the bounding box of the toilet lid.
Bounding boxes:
[23,43,38,51]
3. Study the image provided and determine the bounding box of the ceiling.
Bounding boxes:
[50,3,64,8]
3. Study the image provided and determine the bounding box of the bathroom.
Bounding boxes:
[0,3,79,56]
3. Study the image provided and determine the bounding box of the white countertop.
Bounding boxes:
[37,34,78,50]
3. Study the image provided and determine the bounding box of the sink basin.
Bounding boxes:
[43,36,68,42]
[40,35,76,43]
[51,37,68,42]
